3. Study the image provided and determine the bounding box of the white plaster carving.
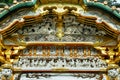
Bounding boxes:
[13,56,107,70]
[15,73,106,80]
[108,68,119,78]
[16,15,107,42]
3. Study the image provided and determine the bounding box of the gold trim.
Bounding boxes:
[27,42,94,46]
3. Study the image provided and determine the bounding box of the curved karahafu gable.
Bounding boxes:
[0,3,119,46]
[0,0,120,35]
[7,13,117,45]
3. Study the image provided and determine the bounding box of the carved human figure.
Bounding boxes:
[1,69,13,80]
[57,58,63,67]
[39,59,43,67]
[69,59,74,67]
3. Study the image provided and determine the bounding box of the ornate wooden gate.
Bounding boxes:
[0,0,120,80]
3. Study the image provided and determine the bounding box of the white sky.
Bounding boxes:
[116,0,120,3]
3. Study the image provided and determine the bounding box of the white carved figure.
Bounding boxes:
[47,35,55,41]
[77,47,84,56]
[18,58,23,67]
[42,59,47,67]
[2,69,12,80]
[57,58,63,67]
[31,59,35,67]
[34,59,39,67]
[39,59,43,67]
[65,27,72,34]
[36,46,42,55]
[25,58,30,67]
[62,58,67,67]
[75,59,80,67]
[70,59,75,67]
[108,69,119,78]
[87,60,91,68]
[47,59,52,68]
[15,14,107,42]
[13,56,107,70]
[21,58,25,67]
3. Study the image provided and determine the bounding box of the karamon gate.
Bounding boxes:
[0,0,120,80]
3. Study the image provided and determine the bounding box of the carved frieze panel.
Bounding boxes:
[13,56,107,70]
[12,14,115,44]
[13,73,107,80]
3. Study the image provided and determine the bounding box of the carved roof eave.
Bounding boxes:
[0,9,119,39]
[0,1,119,34]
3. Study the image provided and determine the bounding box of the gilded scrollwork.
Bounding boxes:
[0,34,26,65]
[94,42,120,64]
[93,36,120,79]
[0,33,26,80]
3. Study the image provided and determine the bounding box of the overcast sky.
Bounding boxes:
[116,0,120,3]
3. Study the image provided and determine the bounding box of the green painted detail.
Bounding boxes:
[84,0,120,20]
[0,0,13,3]
[0,0,37,19]
[0,3,7,7]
